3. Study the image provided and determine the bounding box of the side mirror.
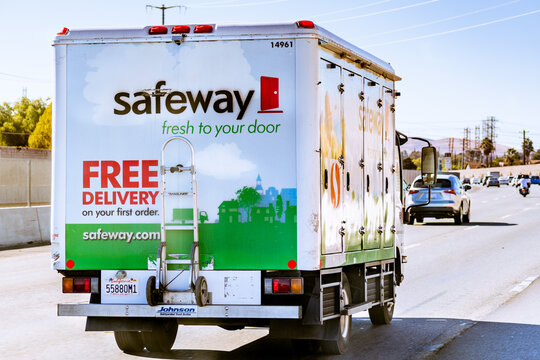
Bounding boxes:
[464,184,471,191]
[421,146,437,185]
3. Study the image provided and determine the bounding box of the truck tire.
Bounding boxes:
[142,319,178,353]
[454,206,462,225]
[320,274,352,355]
[114,331,144,353]
[368,301,394,325]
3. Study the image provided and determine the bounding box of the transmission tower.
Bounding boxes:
[482,116,498,164]
[146,4,186,25]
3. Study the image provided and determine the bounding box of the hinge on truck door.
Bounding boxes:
[338,83,345,94]
[338,155,345,166]
[358,159,365,168]
[377,99,383,108]
[390,104,396,113]
[359,91,365,101]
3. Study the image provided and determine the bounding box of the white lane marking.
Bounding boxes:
[522,207,532,212]
[481,200,488,203]
[464,225,479,231]
[494,197,499,201]
[404,243,421,250]
[536,202,540,206]
[500,214,512,219]
[510,275,539,293]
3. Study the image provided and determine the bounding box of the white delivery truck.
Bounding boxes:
[52,21,430,355]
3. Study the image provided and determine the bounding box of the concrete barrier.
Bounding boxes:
[0,206,50,249]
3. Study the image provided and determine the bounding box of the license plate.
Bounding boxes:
[104,278,139,295]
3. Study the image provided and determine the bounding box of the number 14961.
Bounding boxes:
[271,41,293,48]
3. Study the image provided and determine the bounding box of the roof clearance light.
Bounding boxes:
[172,25,190,34]
[149,26,168,35]
[57,27,69,36]
[296,20,315,29]
[194,25,213,33]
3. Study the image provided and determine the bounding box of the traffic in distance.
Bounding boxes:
[405,172,539,225]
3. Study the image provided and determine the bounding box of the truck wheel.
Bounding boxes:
[454,207,462,225]
[142,319,178,353]
[416,216,424,223]
[368,301,394,325]
[114,331,144,353]
[321,274,352,355]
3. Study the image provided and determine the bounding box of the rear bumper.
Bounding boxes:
[409,206,457,218]
[58,303,302,319]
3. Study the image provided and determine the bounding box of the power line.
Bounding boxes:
[359,0,520,39]
[364,8,540,48]
[320,0,439,24]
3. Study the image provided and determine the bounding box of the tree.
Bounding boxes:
[276,194,284,220]
[0,97,48,146]
[29,103,52,149]
[522,137,534,164]
[402,157,417,169]
[235,186,261,222]
[532,149,540,161]
[479,137,494,167]
[505,148,520,165]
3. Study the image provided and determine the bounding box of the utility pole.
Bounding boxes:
[482,116,498,165]
[462,127,470,169]
[146,4,185,25]
[522,130,529,165]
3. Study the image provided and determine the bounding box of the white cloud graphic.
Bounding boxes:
[197,143,256,180]
[82,41,257,125]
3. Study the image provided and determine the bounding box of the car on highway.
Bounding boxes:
[472,177,482,184]
[406,174,471,225]
[462,177,471,184]
[498,176,510,185]
[487,178,500,187]
[531,175,540,185]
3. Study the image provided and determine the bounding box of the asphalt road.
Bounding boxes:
[0,184,539,359]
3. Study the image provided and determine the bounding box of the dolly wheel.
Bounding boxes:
[195,276,209,306]
[146,276,161,306]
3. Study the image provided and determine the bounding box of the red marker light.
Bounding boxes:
[149,26,168,35]
[194,25,213,33]
[408,190,419,194]
[288,260,297,269]
[57,27,69,35]
[66,259,75,269]
[296,20,315,29]
[444,190,456,195]
[273,279,291,293]
[172,25,190,34]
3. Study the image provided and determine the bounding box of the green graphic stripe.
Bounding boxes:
[65,223,297,270]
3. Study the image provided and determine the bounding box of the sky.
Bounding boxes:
[0,0,539,149]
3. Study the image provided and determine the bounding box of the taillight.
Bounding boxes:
[149,26,168,35]
[194,25,213,33]
[265,277,303,294]
[172,25,190,34]
[408,189,419,194]
[296,20,315,29]
[444,189,456,195]
[57,27,69,35]
[62,277,98,293]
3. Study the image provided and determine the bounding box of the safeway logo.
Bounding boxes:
[330,162,341,208]
[113,76,284,120]
[258,76,284,114]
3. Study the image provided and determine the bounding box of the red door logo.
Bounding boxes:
[258,76,283,113]
[330,163,341,208]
